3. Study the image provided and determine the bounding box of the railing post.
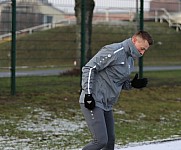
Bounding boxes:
[80,0,86,85]
[11,0,16,95]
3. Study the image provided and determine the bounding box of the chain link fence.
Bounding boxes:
[0,0,181,94]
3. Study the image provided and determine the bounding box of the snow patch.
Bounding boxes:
[17,108,85,133]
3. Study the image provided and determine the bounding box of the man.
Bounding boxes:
[79,30,153,150]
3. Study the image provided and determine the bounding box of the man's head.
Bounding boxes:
[132,31,153,55]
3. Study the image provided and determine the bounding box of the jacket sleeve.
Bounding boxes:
[81,47,117,94]
[122,80,132,90]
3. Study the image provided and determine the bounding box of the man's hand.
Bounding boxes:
[131,73,148,89]
[84,94,95,110]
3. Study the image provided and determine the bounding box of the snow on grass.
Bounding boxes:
[17,108,85,134]
[0,107,86,149]
[0,107,180,149]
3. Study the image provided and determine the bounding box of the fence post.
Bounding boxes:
[80,0,86,84]
[11,0,16,95]
[139,0,144,78]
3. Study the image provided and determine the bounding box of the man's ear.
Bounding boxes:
[132,36,136,44]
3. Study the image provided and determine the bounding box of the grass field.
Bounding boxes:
[0,21,181,68]
[0,20,181,149]
[0,70,180,149]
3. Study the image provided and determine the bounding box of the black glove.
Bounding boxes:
[131,73,148,89]
[84,94,95,110]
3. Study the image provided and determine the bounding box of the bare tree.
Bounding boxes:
[74,0,95,67]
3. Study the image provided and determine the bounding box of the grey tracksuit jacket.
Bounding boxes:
[79,38,142,111]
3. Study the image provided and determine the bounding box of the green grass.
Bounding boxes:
[0,70,180,148]
[115,85,181,144]
[0,20,181,148]
[0,22,181,68]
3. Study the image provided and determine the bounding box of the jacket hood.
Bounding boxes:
[123,38,142,58]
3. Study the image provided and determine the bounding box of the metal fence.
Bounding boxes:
[0,0,181,94]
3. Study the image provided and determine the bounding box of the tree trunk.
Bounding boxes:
[74,0,95,67]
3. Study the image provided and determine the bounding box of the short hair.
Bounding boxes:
[134,30,154,45]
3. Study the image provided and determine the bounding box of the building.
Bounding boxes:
[0,0,65,34]
[150,0,181,12]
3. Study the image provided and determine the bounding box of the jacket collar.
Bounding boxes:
[123,38,142,58]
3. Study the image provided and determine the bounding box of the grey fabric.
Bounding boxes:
[80,104,115,150]
[79,38,141,111]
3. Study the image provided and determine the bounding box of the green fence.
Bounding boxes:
[0,0,181,94]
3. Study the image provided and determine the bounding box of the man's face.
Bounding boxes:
[132,36,149,55]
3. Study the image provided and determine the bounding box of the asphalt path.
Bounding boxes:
[0,66,181,78]
[0,69,65,78]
